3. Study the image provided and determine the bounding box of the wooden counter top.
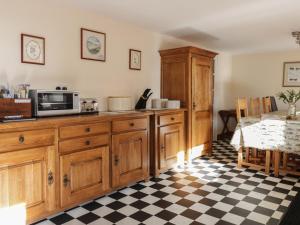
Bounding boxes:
[0,111,153,132]
[0,109,186,132]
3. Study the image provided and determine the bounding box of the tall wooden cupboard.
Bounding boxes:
[159,46,217,159]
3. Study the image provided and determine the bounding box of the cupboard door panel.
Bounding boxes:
[159,124,183,171]
[112,130,148,188]
[161,59,188,107]
[60,147,109,207]
[0,146,56,222]
[191,57,213,157]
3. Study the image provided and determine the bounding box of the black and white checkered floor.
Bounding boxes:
[33,141,300,225]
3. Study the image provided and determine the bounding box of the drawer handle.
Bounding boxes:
[114,155,119,166]
[85,127,91,132]
[161,145,165,151]
[63,174,70,187]
[19,135,25,144]
[171,117,175,121]
[129,122,135,127]
[85,140,91,145]
[48,171,54,185]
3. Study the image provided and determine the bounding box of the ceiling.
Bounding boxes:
[67,0,300,54]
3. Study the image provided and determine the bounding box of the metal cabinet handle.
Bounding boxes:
[85,140,91,145]
[161,145,165,151]
[129,122,135,127]
[48,171,54,185]
[63,174,70,187]
[85,127,91,132]
[19,135,25,144]
[193,102,196,110]
[171,117,175,121]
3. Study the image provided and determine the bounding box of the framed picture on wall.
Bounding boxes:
[129,49,141,70]
[81,28,106,61]
[21,34,45,65]
[283,61,300,87]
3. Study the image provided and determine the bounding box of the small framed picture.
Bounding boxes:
[21,34,45,65]
[81,28,106,62]
[283,61,300,87]
[129,49,141,70]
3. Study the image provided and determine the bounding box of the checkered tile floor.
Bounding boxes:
[33,140,300,225]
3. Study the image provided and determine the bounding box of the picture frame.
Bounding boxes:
[81,28,106,62]
[21,34,45,65]
[129,49,141,70]
[283,61,300,87]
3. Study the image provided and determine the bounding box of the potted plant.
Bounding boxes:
[277,89,300,119]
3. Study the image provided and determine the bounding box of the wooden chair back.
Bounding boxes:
[250,97,261,116]
[262,97,272,113]
[236,97,249,122]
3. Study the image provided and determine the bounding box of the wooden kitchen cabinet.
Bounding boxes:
[160,47,217,159]
[150,110,185,177]
[0,112,152,224]
[0,145,56,222]
[112,129,149,188]
[60,147,110,207]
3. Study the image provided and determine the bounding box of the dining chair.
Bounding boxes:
[236,97,252,163]
[250,97,261,116]
[236,97,249,122]
[236,97,271,173]
[262,97,272,113]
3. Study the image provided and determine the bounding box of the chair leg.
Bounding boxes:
[253,149,257,158]
[283,153,287,170]
[265,150,270,175]
[274,151,280,177]
[238,148,243,168]
[245,148,249,163]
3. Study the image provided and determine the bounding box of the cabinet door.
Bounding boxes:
[159,124,183,171]
[161,57,188,107]
[191,57,213,158]
[60,147,109,207]
[112,130,148,188]
[0,146,56,223]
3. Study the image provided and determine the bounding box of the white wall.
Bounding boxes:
[0,0,233,139]
[231,50,300,111]
[213,53,233,138]
[214,50,300,138]
[0,0,199,110]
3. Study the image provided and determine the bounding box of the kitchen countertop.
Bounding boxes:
[0,108,186,132]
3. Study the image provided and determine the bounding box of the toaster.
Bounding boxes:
[80,98,99,113]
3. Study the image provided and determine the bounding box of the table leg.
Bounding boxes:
[238,148,243,168]
[274,151,280,177]
[265,150,270,175]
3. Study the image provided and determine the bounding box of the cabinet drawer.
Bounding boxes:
[59,134,109,154]
[159,113,183,126]
[112,118,147,133]
[0,129,55,153]
[60,122,110,139]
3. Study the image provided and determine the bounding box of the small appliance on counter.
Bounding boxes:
[29,89,80,117]
[107,96,133,112]
[80,98,99,114]
[135,89,153,110]
[0,98,33,122]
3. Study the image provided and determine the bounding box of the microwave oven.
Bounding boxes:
[29,90,80,117]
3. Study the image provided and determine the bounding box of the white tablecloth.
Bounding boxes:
[230,111,300,154]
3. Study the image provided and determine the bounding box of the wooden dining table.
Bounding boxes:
[231,111,300,176]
